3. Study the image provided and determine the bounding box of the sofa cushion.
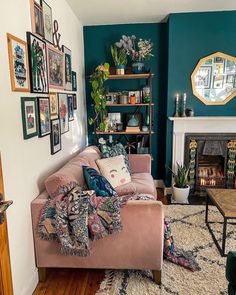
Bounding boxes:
[100,143,131,173]
[96,155,131,188]
[115,172,156,198]
[45,146,101,198]
[83,166,117,197]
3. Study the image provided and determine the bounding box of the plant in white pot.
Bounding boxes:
[111,45,127,75]
[169,163,190,203]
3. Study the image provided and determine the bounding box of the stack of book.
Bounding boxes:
[126,126,140,132]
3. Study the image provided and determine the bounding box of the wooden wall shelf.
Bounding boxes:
[108,73,154,80]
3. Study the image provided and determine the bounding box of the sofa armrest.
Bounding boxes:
[128,154,151,174]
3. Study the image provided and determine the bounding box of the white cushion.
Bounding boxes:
[96,155,131,188]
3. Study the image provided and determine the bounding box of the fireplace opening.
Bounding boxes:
[185,134,236,197]
[197,155,225,188]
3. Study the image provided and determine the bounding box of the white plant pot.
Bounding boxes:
[172,185,190,203]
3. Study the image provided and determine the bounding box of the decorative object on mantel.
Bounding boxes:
[115,35,154,74]
[168,162,190,203]
[187,108,194,117]
[181,93,187,117]
[111,44,127,75]
[191,52,236,105]
[174,93,180,117]
[88,63,110,132]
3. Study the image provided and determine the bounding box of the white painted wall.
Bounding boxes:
[0,0,87,294]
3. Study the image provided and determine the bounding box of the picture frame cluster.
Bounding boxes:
[7,0,78,155]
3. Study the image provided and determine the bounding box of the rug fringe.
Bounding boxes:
[96,270,115,294]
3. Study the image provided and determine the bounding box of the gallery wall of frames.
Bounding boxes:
[7,0,78,155]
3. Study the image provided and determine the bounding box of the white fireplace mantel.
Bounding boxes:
[169,116,236,171]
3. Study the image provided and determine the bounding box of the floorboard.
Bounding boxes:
[33,189,166,295]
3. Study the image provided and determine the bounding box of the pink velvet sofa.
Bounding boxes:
[31,146,164,284]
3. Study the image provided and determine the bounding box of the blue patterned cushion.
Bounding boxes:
[83,166,117,197]
[100,143,131,173]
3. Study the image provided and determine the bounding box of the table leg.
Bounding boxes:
[205,194,209,224]
[222,217,227,257]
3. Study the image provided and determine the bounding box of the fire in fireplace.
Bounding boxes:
[185,134,236,196]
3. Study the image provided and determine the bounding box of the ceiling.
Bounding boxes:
[66,0,236,25]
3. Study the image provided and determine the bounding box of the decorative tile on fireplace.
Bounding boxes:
[185,134,236,196]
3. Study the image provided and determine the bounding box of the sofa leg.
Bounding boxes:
[38,267,47,282]
[152,270,161,285]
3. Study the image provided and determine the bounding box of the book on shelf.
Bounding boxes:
[125,126,140,132]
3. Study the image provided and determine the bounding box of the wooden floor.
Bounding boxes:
[33,189,166,295]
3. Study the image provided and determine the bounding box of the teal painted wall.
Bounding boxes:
[165,11,236,184]
[84,23,168,179]
[83,11,236,183]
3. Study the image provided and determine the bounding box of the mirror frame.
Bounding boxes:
[191,52,236,105]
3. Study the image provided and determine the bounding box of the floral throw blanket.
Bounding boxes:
[38,188,200,271]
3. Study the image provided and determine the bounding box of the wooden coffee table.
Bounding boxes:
[205,189,236,257]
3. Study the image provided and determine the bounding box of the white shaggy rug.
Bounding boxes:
[96,205,236,295]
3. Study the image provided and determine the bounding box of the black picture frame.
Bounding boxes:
[72,71,77,91]
[73,93,77,110]
[37,97,51,137]
[21,97,39,139]
[62,45,72,91]
[67,94,74,121]
[58,93,69,134]
[41,0,53,44]
[50,118,61,154]
[27,32,49,93]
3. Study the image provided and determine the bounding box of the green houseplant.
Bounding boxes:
[88,63,110,132]
[111,45,127,75]
[169,163,190,203]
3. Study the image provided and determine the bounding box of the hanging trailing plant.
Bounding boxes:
[88,63,110,132]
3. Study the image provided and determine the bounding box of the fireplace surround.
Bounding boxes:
[169,116,236,197]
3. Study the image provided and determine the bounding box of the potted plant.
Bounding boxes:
[88,63,110,132]
[115,35,154,74]
[169,163,190,203]
[111,45,127,75]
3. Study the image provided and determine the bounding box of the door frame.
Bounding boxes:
[0,155,13,295]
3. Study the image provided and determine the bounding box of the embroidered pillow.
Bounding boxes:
[83,166,117,197]
[100,143,131,173]
[96,155,131,188]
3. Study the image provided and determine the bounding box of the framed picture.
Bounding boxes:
[58,93,69,134]
[30,0,44,37]
[195,66,212,89]
[21,97,38,139]
[73,94,77,110]
[67,94,74,121]
[214,56,224,64]
[41,0,53,43]
[47,44,65,90]
[72,71,77,91]
[213,75,224,89]
[27,32,48,93]
[38,97,51,137]
[49,93,59,119]
[50,118,61,154]
[226,74,235,84]
[62,46,72,91]
[7,33,30,92]
[224,60,236,74]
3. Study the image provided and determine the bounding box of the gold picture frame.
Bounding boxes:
[7,33,30,92]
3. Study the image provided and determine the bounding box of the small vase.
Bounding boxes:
[116,65,125,75]
[132,62,145,74]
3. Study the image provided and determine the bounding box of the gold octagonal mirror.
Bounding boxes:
[191,52,236,105]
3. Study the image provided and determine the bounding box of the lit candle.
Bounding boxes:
[176,93,180,102]
[183,93,187,102]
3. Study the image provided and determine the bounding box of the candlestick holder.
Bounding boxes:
[174,94,180,117]
[182,93,187,117]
